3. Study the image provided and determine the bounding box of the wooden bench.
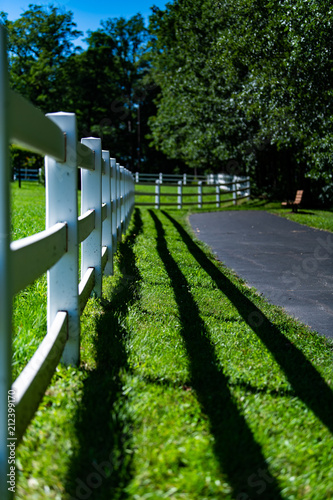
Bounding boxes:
[281,190,304,213]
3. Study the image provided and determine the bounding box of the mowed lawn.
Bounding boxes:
[10,182,333,499]
[134,183,239,207]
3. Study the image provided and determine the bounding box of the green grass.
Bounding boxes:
[218,197,333,233]
[10,183,333,499]
[135,183,238,207]
[11,182,47,380]
[190,195,333,233]
[136,183,333,233]
[269,208,333,233]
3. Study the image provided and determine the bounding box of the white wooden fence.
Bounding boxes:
[13,167,40,182]
[136,177,250,209]
[0,26,134,499]
[134,172,250,189]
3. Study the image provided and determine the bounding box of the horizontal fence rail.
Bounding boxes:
[0,26,134,500]
[135,177,251,209]
[134,171,208,184]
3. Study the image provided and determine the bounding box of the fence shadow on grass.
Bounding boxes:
[65,208,143,500]
[149,210,284,500]
[162,211,333,436]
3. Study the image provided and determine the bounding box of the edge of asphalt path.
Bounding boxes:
[189,210,333,339]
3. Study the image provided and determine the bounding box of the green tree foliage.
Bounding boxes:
[149,1,234,171]
[149,0,333,201]
[1,5,175,172]
[1,4,82,111]
[1,5,83,177]
[65,15,151,169]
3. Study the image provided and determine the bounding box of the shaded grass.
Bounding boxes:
[11,184,333,499]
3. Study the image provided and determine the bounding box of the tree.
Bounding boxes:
[148,0,239,172]
[65,14,156,170]
[148,0,333,202]
[1,4,82,112]
[96,14,150,169]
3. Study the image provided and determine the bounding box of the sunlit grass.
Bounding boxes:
[270,208,333,233]
[135,182,240,208]
[10,183,333,499]
[11,182,47,380]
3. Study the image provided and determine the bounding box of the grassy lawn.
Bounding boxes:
[269,207,333,233]
[135,183,238,207]
[11,182,47,380]
[10,182,333,499]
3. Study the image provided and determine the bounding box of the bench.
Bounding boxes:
[281,190,304,213]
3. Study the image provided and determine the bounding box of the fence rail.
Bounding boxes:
[0,26,134,500]
[134,172,208,184]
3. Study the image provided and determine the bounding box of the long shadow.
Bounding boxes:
[149,210,284,500]
[163,210,333,435]
[65,208,143,500]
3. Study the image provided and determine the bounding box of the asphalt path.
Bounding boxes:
[189,211,333,338]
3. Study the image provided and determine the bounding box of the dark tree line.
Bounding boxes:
[1,2,333,204]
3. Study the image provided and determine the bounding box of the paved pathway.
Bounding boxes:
[189,211,333,338]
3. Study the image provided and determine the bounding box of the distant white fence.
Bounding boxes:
[136,177,250,208]
[134,172,250,188]
[0,26,134,499]
[13,167,40,182]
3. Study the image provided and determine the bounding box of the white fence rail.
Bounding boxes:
[0,26,134,500]
[134,172,207,184]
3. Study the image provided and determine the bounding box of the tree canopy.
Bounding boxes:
[148,0,333,202]
[1,4,81,111]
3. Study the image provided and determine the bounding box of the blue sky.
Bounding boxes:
[2,0,169,45]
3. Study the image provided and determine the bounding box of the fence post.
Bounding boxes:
[102,150,112,276]
[155,180,160,209]
[126,170,132,230]
[216,183,220,208]
[233,177,237,205]
[119,166,125,236]
[183,173,187,185]
[135,171,139,183]
[0,26,13,500]
[110,158,117,257]
[247,176,251,199]
[81,137,102,297]
[198,181,202,208]
[116,163,121,240]
[159,172,163,183]
[178,180,183,209]
[45,112,79,366]
[123,170,128,230]
[130,172,134,217]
